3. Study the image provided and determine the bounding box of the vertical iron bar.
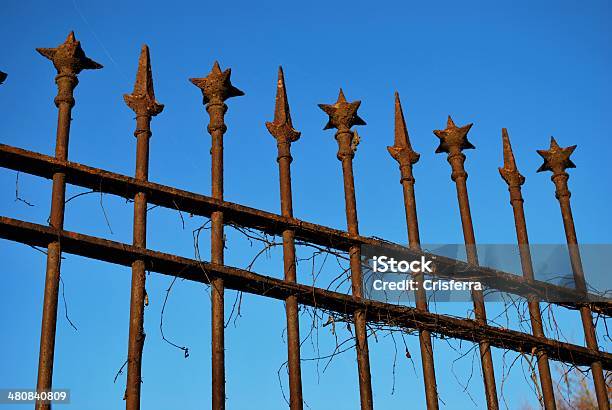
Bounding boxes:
[433,117,499,410]
[537,137,609,410]
[123,45,164,410]
[34,32,101,410]
[319,90,373,410]
[388,92,439,410]
[265,67,303,410]
[190,62,243,410]
[498,129,556,409]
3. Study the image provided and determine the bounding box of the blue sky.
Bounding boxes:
[1,0,611,408]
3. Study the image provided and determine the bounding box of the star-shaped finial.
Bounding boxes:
[265,66,300,143]
[536,137,576,173]
[0,71,6,85]
[433,116,474,154]
[36,31,102,75]
[387,92,420,166]
[318,88,366,132]
[189,61,244,105]
[123,45,164,117]
[498,128,525,186]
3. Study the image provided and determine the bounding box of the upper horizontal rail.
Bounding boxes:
[0,143,609,316]
[0,215,609,369]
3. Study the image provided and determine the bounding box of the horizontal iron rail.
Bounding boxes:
[0,143,609,316]
[0,215,610,369]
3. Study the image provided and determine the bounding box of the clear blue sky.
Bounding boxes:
[1,0,610,408]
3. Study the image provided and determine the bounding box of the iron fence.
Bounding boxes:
[0,32,610,410]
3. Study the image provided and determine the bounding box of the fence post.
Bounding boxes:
[123,45,164,410]
[388,92,439,410]
[433,116,499,410]
[265,67,304,410]
[190,62,244,410]
[537,137,609,410]
[35,32,101,410]
[498,129,556,409]
[319,89,373,410]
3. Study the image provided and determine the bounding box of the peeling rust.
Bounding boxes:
[0,143,608,314]
[36,32,102,109]
[266,66,300,168]
[320,89,373,410]
[191,61,243,410]
[266,66,301,147]
[389,92,438,410]
[190,61,244,106]
[34,32,101,410]
[0,35,609,410]
[266,67,303,410]
[388,92,420,178]
[319,89,366,132]
[498,128,525,188]
[36,31,102,75]
[537,137,576,174]
[434,116,498,410]
[498,128,556,409]
[433,116,475,154]
[319,89,365,161]
[123,45,164,118]
[538,137,609,410]
[2,215,610,371]
[124,45,162,410]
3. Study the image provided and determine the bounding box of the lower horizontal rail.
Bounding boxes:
[0,143,608,316]
[1,215,610,369]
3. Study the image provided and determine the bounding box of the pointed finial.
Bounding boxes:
[536,136,576,173]
[393,92,413,149]
[387,92,420,166]
[189,61,244,105]
[273,66,292,126]
[501,128,518,170]
[318,89,366,131]
[0,71,6,85]
[266,66,300,143]
[36,31,102,75]
[433,115,474,154]
[123,45,164,117]
[498,128,525,186]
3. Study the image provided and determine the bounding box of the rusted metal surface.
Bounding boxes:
[434,117,498,410]
[499,129,556,410]
[265,67,303,410]
[34,32,101,410]
[0,71,6,85]
[2,215,611,371]
[191,62,243,410]
[537,137,609,410]
[1,32,610,408]
[319,90,373,410]
[388,92,439,410]
[1,143,609,315]
[123,45,164,410]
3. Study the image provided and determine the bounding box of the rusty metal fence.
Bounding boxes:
[0,32,610,410]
